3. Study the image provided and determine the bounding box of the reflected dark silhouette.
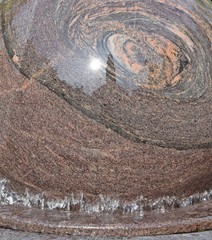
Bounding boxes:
[106,53,116,82]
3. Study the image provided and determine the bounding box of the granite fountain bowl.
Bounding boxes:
[0,0,211,237]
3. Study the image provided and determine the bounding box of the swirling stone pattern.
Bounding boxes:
[1,0,212,150]
[0,0,212,208]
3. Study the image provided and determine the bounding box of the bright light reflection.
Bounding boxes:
[89,58,103,71]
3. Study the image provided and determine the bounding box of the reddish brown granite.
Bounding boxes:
[0,0,211,236]
[0,201,211,237]
[0,40,211,200]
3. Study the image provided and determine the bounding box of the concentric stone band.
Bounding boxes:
[1,0,212,150]
[0,0,212,236]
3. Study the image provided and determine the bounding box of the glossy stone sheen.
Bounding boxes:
[0,201,212,237]
[2,0,212,150]
[1,229,212,240]
[0,0,211,236]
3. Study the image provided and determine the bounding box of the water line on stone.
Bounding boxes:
[0,178,211,215]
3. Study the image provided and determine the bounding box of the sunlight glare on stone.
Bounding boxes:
[89,58,103,71]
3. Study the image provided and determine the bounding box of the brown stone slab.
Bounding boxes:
[0,201,211,237]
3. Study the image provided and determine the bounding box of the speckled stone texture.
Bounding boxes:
[0,0,211,236]
[0,198,211,236]
[0,229,212,240]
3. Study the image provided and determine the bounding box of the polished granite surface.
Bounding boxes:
[0,0,211,236]
[2,0,212,150]
[1,229,212,240]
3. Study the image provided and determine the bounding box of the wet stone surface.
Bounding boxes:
[0,0,211,236]
[0,200,211,236]
[0,229,212,240]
